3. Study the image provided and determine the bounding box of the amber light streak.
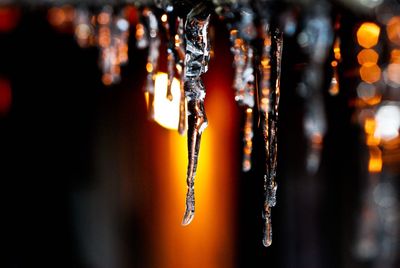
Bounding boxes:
[149,63,238,267]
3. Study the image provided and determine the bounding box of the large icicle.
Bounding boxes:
[181,3,211,226]
[261,28,283,247]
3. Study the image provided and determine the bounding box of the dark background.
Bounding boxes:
[1,4,399,268]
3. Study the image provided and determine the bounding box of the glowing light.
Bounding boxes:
[357,22,380,48]
[153,72,182,130]
[161,14,168,23]
[368,147,382,173]
[357,48,379,66]
[333,37,341,61]
[374,104,400,141]
[359,64,381,83]
[390,49,400,63]
[387,16,400,46]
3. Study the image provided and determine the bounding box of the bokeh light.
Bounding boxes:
[357,22,380,48]
[153,72,182,130]
[359,64,381,83]
[387,16,400,46]
[357,48,379,66]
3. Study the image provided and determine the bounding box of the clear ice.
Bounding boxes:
[182,3,211,226]
[261,28,283,247]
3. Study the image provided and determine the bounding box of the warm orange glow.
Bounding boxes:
[146,63,153,73]
[47,5,74,31]
[391,49,400,63]
[161,14,168,23]
[365,118,381,146]
[48,7,66,27]
[365,117,376,135]
[387,16,400,46]
[153,72,182,130]
[333,37,341,61]
[136,23,145,40]
[148,48,238,267]
[97,12,110,25]
[357,48,379,66]
[368,147,382,173]
[98,27,111,48]
[311,132,323,145]
[359,64,381,83]
[357,22,380,48]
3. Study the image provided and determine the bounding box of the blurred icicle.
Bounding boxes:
[73,7,94,48]
[261,28,283,247]
[97,6,120,85]
[297,3,333,174]
[141,8,160,118]
[94,6,130,85]
[226,5,256,172]
[182,2,211,226]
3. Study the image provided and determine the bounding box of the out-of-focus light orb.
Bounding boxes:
[153,72,181,130]
[116,18,129,32]
[357,82,380,104]
[391,49,400,63]
[360,64,381,83]
[387,63,400,86]
[357,22,380,48]
[387,16,400,46]
[374,104,400,141]
[357,48,379,66]
[359,0,383,9]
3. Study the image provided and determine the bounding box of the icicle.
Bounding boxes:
[298,5,333,174]
[262,28,283,247]
[142,8,160,118]
[175,18,187,135]
[227,6,256,172]
[241,47,255,171]
[114,11,130,66]
[230,29,246,103]
[182,2,211,226]
[97,6,121,85]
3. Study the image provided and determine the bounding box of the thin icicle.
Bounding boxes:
[182,2,211,226]
[262,28,283,247]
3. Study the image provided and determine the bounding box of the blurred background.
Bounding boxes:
[1,1,399,267]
